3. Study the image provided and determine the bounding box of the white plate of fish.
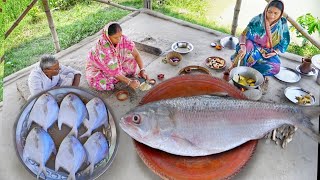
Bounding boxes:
[274,66,301,83]
[14,87,118,180]
[284,86,316,106]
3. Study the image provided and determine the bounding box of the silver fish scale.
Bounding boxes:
[121,96,309,156]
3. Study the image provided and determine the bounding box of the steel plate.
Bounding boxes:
[134,74,258,180]
[171,41,194,54]
[295,65,318,76]
[274,66,301,83]
[14,87,119,180]
[284,86,316,106]
[311,54,320,69]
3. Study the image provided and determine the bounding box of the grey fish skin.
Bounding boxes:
[80,98,109,138]
[27,93,59,131]
[83,132,109,175]
[55,135,87,180]
[58,93,88,137]
[120,96,320,157]
[23,127,56,179]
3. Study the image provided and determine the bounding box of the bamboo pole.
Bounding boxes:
[41,0,60,52]
[4,0,38,39]
[144,0,152,10]
[93,0,138,11]
[231,0,242,36]
[265,0,320,49]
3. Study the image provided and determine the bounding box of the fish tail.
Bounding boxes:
[68,126,78,138]
[80,130,92,139]
[89,163,95,175]
[67,173,76,180]
[36,164,47,179]
[58,120,62,130]
[296,106,320,142]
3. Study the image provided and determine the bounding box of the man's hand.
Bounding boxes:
[72,74,81,86]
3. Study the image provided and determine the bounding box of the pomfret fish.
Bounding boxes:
[83,132,109,175]
[58,93,88,137]
[80,98,108,138]
[55,135,87,180]
[27,93,59,131]
[23,127,56,179]
[120,96,320,156]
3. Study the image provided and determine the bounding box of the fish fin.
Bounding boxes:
[27,118,33,130]
[171,133,195,146]
[58,120,62,130]
[89,163,95,176]
[55,159,60,171]
[37,164,47,179]
[52,145,57,155]
[68,126,78,138]
[67,172,76,180]
[80,130,92,139]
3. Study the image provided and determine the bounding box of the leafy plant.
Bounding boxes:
[290,13,320,46]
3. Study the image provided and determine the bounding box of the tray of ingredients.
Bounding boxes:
[14,87,118,180]
[205,56,226,70]
[284,86,315,106]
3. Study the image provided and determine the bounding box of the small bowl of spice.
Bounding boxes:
[166,51,182,66]
[116,90,129,101]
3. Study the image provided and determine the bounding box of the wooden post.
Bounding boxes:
[265,0,320,49]
[231,0,242,36]
[5,0,38,39]
[41,0,60,52]
[144,0,152,10]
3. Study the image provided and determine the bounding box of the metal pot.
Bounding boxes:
[230,66,264,90]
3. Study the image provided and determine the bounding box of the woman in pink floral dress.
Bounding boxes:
[86,22,149,91]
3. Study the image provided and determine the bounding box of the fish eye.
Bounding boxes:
[132,115,141,124]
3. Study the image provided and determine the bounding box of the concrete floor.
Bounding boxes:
[1,10,319,180]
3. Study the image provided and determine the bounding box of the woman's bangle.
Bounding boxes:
[273,50,279,55]
[127,79,132,86]
[140,68,145,72]
[239,43,246,46]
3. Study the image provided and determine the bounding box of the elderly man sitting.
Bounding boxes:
[28,54,81,96]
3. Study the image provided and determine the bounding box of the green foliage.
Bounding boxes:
[50,0,91,10]
[4,2,133,77]
[290,13,320,46]
[287,43,320,57]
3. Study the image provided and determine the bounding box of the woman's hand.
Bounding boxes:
[129,79,140,89]
[139,69,149,80]
[262,52,277,59]
[238,44,247,59]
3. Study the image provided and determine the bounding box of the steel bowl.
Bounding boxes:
[230,66,264,90]
[14,87,119,180]
[171,41,194,54]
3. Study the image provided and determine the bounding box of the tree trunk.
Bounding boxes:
[41,0,60,52]
[231,0,242,36]
[144,0,152,10]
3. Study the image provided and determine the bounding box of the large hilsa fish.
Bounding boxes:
[120,95,320,157]
[58,93,88,137]
[23,127,56,179]
[27,93,59,131]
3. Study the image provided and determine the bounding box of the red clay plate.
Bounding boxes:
[134,74,258,180]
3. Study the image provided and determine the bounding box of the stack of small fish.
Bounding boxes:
[23,93,110,180]
[264,124,297,148]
